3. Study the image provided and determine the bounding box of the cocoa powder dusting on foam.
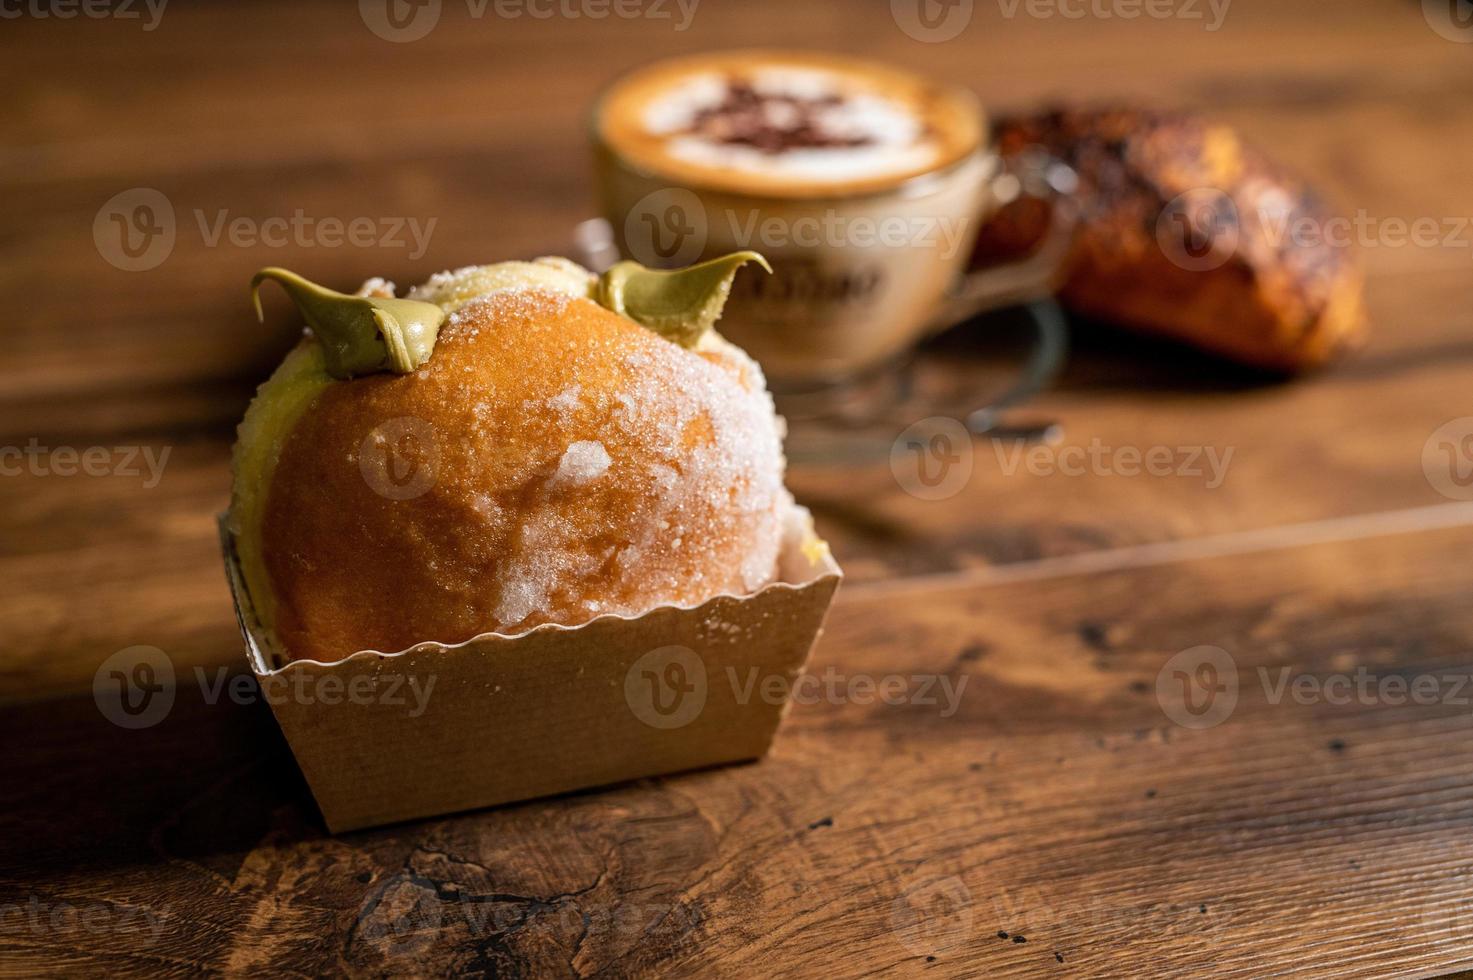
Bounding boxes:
[685,78,873,154]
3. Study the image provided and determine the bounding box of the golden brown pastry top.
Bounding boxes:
[260,289,789,662]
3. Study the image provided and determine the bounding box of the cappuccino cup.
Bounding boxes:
[592,50,1072,388]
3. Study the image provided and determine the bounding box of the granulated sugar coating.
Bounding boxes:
[260,287,792,662]
[553,440,611,487]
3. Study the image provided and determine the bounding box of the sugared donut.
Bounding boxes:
[235,261,790,663]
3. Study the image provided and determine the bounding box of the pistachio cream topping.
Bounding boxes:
[231,252,769,641]
[596,251,770,349]
[251,268,448,380]
[255,252,768,374]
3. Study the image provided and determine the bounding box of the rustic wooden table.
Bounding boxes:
[6,1,1473,976]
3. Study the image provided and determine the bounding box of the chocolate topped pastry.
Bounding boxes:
[973,105,1367,372]
[230,253,790,663]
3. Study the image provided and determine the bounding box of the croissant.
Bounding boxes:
[973,106,1367,372]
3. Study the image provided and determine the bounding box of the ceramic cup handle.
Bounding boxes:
[930,148,1080,333]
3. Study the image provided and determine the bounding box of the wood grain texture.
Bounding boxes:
[9,523,1473,977]
[5,0,1473,975]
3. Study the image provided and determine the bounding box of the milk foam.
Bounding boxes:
[639,68,940,184]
